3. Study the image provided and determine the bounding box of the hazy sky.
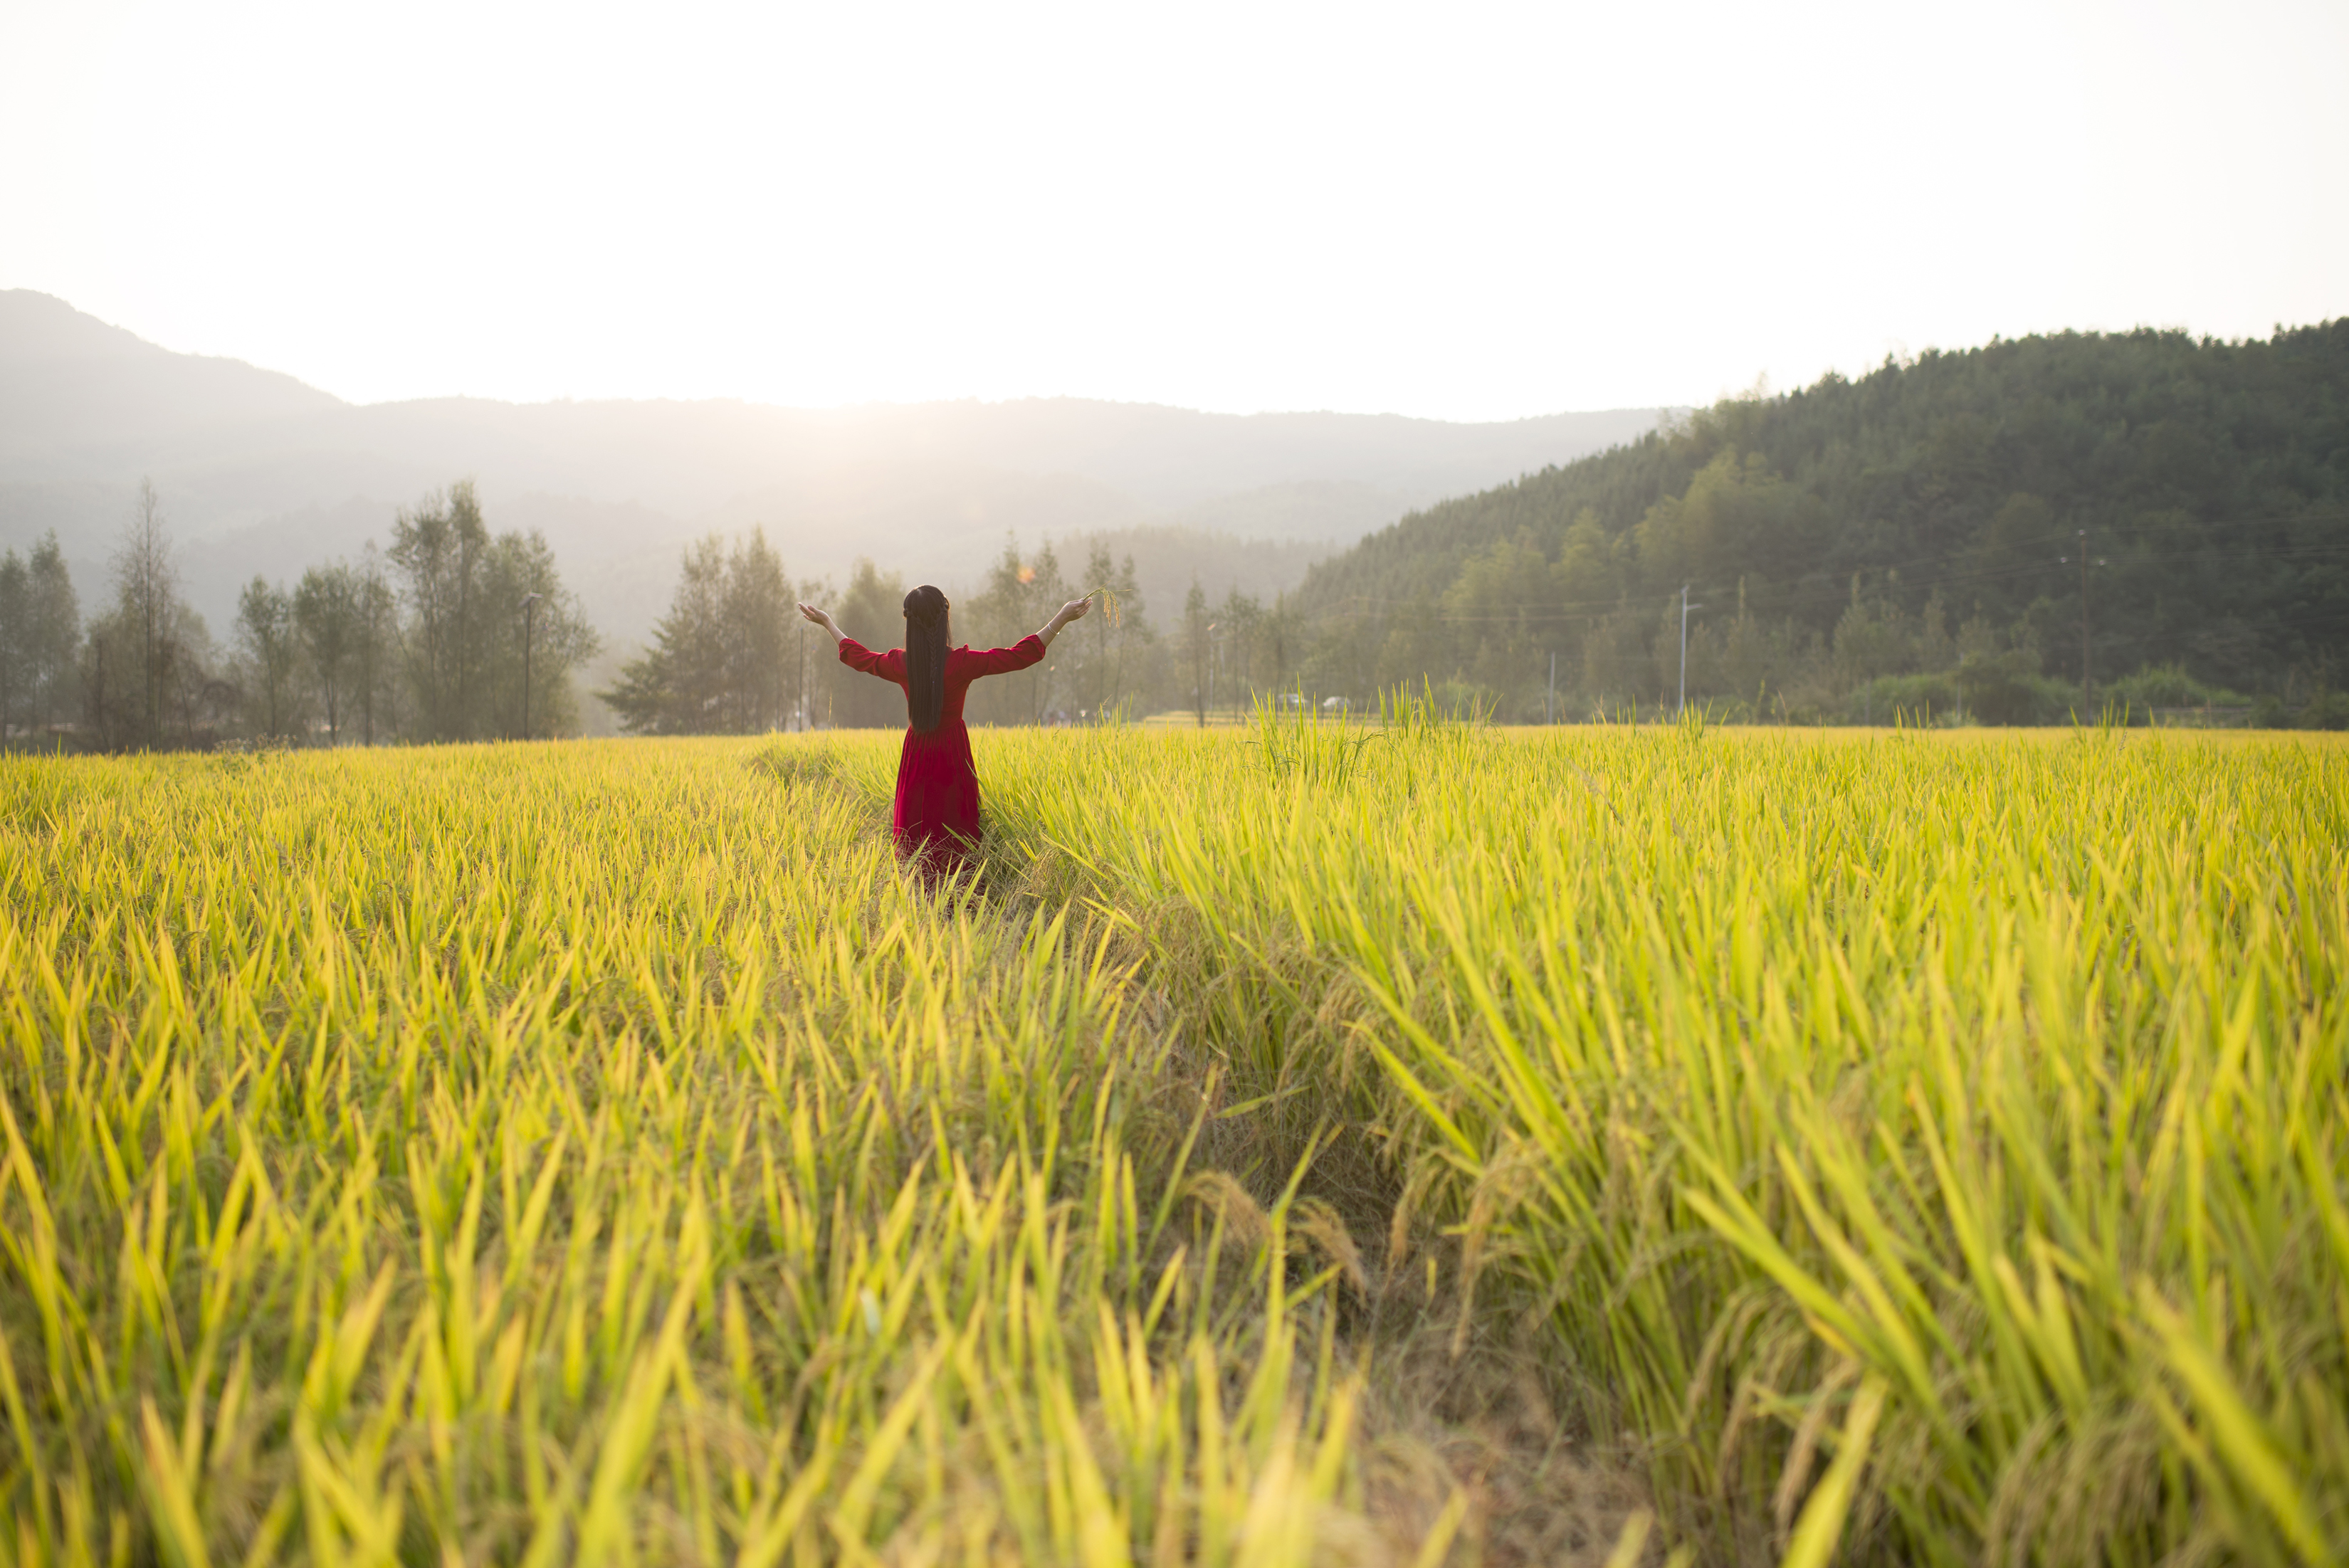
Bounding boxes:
[4,0,2344,421]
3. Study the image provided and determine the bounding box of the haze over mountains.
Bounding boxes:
[0,290,1669,642]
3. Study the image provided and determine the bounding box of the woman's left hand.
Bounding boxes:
[1036,596,1093,648]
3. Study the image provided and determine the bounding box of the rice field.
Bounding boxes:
[2,719,2344,1566]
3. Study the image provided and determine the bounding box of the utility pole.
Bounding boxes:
[1547,650,1556,726]
[519,591,542,740]
[2078,529,2091,703]
[1205,621,1218,727]
[2060,531,2106,705]
[1678,585,1703,715]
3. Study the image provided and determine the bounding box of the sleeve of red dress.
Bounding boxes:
[836,637,905,685]
[959,635,1047,678]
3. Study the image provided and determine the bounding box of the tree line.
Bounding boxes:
[0,479,599,751]
[605,528,1349,732]
[1282,321,2349,725]
[8,477,1318,749]
[0,532,79,742]
[606,534,1177,732]
[614,322,2348,734]
[31,322,2333,745]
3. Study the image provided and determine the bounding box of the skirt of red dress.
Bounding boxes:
[893,722,984,876]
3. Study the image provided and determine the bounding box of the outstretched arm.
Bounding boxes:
[807,602,902,681]
[1036,596,1093,650]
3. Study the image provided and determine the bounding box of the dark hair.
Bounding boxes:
[903,584,950,732]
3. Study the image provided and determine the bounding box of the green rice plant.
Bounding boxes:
[1247,697,1380,789]
[979,725,2349,1567]
[12,725,2343,1567]
[0,740,1373,1567]
[1379,678,1493,739]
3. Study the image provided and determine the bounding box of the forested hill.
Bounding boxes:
[1290,323,2349,722]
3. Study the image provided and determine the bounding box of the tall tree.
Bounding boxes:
[1079,545,1118,718]
[353,544,398,744]
[721,530,795,732]
[81,611,122,748]
[112,478,181,748]
[479,530,599,739]
[606,525,799,737]
[606,529,799,735]
[294,562,361,744]
[790,569,831,731]
[384,483,597,740]
[1182,578,1210,727]
[83,594,224,752]
[23,532,80,735]
[962,538,1072,725]
[1215,586,1263,720]
[604,535,727,734]
[387,482,493,741]
[0,549,24,742]
[1016,541,1073,723]
[821,559,910,729]
[1076,545,1154,720]
[236,577,300,739]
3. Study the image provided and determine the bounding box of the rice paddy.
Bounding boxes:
[2,720,2344,1566]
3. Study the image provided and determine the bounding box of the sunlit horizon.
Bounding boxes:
[4,0,2345,421]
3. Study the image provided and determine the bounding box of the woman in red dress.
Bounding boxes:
[799,584,1092,880]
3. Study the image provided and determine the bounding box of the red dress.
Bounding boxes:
[837,634,1046,875]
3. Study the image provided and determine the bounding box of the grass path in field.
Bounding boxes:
[960,719,2349,1568]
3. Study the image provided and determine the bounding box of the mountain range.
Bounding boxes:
[0,290,1669,642]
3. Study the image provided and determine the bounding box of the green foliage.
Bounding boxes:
[1293,323,2349,719]
[281,553,401,747]
[0,740,1379,1567]
[818,558,911,729]
[2271,685,2349,730]
[387,481,599,741]
[290,562,359,744]
[8,729,2347,1565]
[1182,577,1210,726]
[87,478,208,750]
[1842,672,1961,726]
[957,540,1071,726]
[58,481,582,752]
[2105,661,2234,710]
[992,724,2349,1568]
[1379,675,1493,735]
[600,530,806,735]
[0,549,19,740]
[0,532,79,746]
[1246,693,1377,785]
[1074,544,1151,722]
[234,574,300,740]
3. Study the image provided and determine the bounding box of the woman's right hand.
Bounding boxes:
[798,603,836,634]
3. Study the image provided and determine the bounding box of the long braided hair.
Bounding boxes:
[902,584,950,732]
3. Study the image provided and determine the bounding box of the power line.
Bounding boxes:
[1304,502,2349,616]
[1296,536,2349,628]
